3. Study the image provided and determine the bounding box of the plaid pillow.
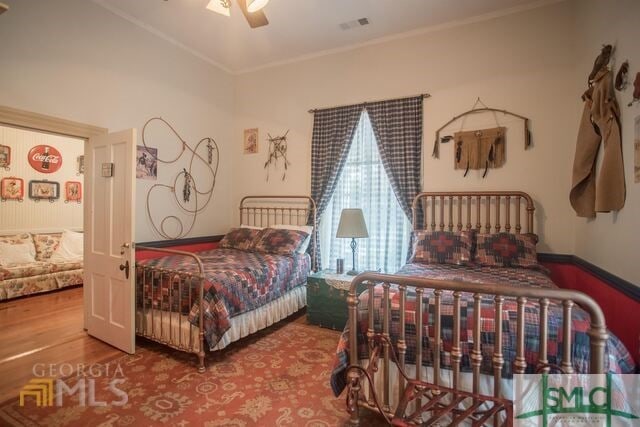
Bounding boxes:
[219,228,262,251]
[475,233,538,268]
[410,231,473,265]
[252,228,310,256]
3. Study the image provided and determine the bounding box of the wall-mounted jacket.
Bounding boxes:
[570,68,625,217]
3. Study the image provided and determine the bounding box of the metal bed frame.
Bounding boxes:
[135,195,317,372]
[344,191,609,426]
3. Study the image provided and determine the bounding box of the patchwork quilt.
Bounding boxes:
[330,262,636,396]
[137,248,310,349]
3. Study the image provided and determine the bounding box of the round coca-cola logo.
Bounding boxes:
[28,145,63,173]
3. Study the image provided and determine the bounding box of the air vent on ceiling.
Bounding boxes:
[339,18,369,31]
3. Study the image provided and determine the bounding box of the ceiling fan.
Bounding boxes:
[206,0,270,29]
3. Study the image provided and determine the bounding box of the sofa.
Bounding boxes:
[0,232,83,300]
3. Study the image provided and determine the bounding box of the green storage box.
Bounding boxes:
[307,270,368,331]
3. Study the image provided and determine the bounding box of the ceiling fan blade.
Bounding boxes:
[236,0,269,28]
[0,2,8,15]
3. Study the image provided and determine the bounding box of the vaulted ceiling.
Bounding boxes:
[96,0,550,73]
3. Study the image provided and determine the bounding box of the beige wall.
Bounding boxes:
[0,126,84,232]
[0,0,235,242]
[572,0,640,284]
[232,1,580,254]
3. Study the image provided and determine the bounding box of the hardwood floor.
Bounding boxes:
[0,287,123,403]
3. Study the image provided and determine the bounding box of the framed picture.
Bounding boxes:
[1,177,24,201]
[136,145,158,180]
[29,180,60,202]
[77,155,85,175]
[65,181,82,203]
[243,128,259,154]
[0,144,10,170]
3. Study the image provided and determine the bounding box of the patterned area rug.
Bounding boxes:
[0,314,386,426]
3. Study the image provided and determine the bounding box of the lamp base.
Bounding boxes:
[346,270,359,276]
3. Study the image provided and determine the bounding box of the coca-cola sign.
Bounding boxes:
[28,145,63,173]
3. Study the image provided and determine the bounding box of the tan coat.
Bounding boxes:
[570,69,625,217]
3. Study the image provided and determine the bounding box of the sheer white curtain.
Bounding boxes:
[319,111,411,273]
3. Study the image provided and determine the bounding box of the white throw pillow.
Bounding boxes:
[49,230,83,262]
[0,242,37,266]
[273,224,313,253]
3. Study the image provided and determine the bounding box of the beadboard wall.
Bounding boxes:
[0,125,84,233]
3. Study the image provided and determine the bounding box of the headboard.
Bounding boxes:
[411,191,536,237]
[239,195,317,270]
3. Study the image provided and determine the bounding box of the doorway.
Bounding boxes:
[0,106,133,402]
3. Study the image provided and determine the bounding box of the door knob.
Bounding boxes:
[119,260,130,279]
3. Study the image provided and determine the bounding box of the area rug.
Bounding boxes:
[0,315,386,426]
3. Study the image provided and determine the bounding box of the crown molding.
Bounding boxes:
[91,0,233,75]
[236,0,566,74]
[93,0,564,75]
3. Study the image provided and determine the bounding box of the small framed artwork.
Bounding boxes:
[65,181,82,203]
[29,180,60,202]
[0,144,10,171]
[1,177,24,202]
[243,128,259,154]
[136,145,158,180]
[77,155,85,175]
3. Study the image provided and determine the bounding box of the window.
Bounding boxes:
[319,111,411,273]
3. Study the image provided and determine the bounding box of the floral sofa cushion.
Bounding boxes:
[33,233,63,261]
[0,232,83,300]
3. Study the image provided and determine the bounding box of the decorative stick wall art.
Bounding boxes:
[432,98,532,158]
[141,117,219,239]
[264,130,291,181]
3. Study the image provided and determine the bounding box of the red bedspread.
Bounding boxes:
[138,248,311,349]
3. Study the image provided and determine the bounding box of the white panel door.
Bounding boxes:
[84,129,136,353]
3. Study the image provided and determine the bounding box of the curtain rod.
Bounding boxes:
[307,93,431,114]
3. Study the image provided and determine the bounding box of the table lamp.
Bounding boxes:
[336,208,369,275]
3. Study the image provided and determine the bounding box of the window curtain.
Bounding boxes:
[365,96,423,222]
[309,105,362,269]
[320,111,411,273]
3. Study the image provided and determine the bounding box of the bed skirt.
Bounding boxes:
[136,285,307,352]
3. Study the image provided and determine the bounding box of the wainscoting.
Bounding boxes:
[540,254,640,366]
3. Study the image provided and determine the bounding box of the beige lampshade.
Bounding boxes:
[336,209,369,238]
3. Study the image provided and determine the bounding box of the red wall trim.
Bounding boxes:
[135,235,223,261]
[540,258,640,366]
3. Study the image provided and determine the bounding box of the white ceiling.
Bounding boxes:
[95,0,551,74]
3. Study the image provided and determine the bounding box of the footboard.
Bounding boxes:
[345,272,609,426]
[134,246,207,372]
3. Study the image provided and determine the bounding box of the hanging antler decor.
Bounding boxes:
[264,130,291,181]
[432,98,532,158]
[141,117,219,239]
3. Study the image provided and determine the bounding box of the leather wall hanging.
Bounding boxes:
[454,127,506,178]
[433,98,531,160]
[433,98,531,178]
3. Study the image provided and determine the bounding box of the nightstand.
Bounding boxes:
[306,270,368,331]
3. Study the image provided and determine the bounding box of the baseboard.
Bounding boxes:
[538,252,640,302]
[136,235,224,248]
